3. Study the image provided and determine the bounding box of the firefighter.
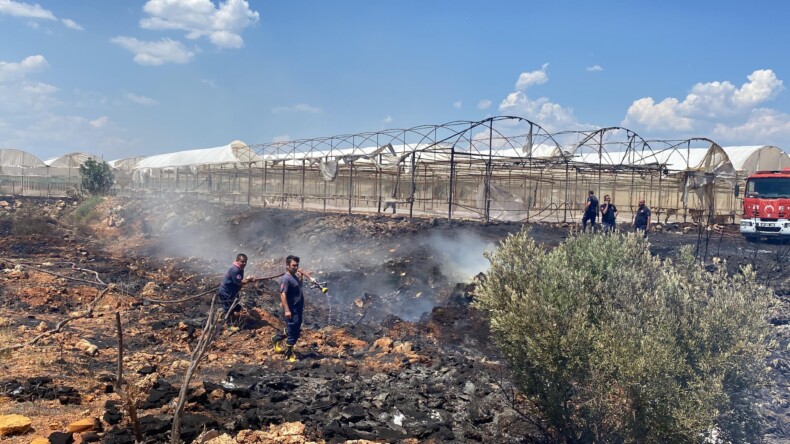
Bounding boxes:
[582,190,599,233]
[217,253,256,314]
[600,195,618,233]
[271,255,318,362]
[633,198,652,238]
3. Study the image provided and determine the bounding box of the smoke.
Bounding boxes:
[130,198,501,322]
[425,230,497,282]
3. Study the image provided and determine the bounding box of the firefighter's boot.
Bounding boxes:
[284,345,297,362]
[271,333,285,354]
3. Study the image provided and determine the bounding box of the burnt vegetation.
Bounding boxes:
[0,196,787,443]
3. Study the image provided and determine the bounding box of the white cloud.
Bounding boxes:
[60,18,83,31]
[453,100,462,109]
[0,54,48,82]
[623,69,787,141]
[586,65,603,72]
[272,103,321,114]
[495,65,595,133]
[515,63,549,90]
[623,97,694,132]
[140,0,259,49]
[382,115,393,124]
[90,116,110,128]
[125,92,158,105]
[200,79,217,88]
[734,69,784,106]
[0,1,84,30]
[499,91,588,132]
[712,108,790,145]
[477,99,492,110]
[272,134,291,143]
[111,36,195,66]
[0,0,56,20]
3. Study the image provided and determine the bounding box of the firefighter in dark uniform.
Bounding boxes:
[633,198,651,238]
[582,190,599,233]
[600,195,618,233]
[217,253,256,314]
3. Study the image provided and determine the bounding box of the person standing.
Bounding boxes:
[582,190,599,233]
[600,195,618,233]
[271,255,317,362]
[217,253,256,314]
[633,198,651,238]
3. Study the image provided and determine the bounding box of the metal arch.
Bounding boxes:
[568,126,656,168]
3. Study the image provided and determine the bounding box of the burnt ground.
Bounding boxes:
[0,195,788,443]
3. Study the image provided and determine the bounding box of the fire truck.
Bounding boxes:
[740,167,790,241]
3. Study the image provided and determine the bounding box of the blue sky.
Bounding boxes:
[1,0,789,160]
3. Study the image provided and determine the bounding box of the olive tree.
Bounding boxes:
[474,231,773,443]
[79,159,114,195]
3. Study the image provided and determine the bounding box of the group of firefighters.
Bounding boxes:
[216,254,315,362]
[581,190,652,237]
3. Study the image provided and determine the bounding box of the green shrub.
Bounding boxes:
[68,195,103,225]
[474,231,773,444]
[79,159,114,195]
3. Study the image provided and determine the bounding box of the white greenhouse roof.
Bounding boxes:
[108,157,146,171]
[44,152,102,168]
[134,140,258,169]
[0,149,46,167]
[722,145,790,174]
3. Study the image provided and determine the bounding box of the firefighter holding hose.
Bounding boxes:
[271,255,326,362]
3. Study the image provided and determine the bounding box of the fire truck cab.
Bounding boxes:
[740,167,790,241]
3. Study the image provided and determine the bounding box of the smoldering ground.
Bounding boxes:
[125,198,507,323]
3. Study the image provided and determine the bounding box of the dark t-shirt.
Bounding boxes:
[586,195,599,214]
[601,203,617,223]
[218,264,244,298]
[280,272,303,308]
[634,206,651,227]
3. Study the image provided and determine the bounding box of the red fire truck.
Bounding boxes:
[740,167,790,241]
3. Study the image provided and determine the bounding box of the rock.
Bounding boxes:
[80,431,101,442]
[208,389,225,401]
[371,337,393,353]
[114,218,125,228]
[137,365,158,376]
[66,417,97,433]
[0,201,8,208]
[204,433,235,444]
[75,339,99,356]
[0,414,32,436]
[171,359,190,370]
[278,421,306,436]
[463,381,476,396]
[48,431,74,444]
[141,281,158,296]
[393,341,413,354]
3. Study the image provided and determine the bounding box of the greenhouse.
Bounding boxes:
[2,117,788,224]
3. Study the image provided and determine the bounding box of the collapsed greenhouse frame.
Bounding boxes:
[2,116,789,224]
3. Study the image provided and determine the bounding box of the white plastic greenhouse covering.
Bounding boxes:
[721,145,790,174]
[572,145,789,176]
[134,140,258,169]
[44,152,102,178]
[108,157,146,171]
[0,149,48,176]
